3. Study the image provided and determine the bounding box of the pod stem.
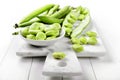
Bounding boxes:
[12,31,19,35]
[14,23,19,29]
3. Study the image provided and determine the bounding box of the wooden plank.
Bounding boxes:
[90,57,120,80]
[63,58,96,80]
[29,57,62,80]
[0,37,13,63]
[0,36,32,80]
[0,37,12,62]
[90,49,120,80]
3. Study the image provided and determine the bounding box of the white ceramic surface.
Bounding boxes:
[42,50,82,76]
[16,21,106,57]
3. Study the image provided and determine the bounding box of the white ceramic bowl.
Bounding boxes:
[20,29,65,46]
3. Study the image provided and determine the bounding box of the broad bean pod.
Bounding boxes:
[71,14,91,38]
[51,6,71,18]
[47,5,59,16]
[14,19,40,28]
[62,9,80,36]
[37,16,63,24]
[20,4,54,23]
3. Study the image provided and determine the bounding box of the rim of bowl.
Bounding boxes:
[20,28,65,42]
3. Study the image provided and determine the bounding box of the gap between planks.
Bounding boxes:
[89,58,98,80]
[27,58,33,80]
[0,38,14,64]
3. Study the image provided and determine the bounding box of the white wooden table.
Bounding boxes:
[0,0,120,80]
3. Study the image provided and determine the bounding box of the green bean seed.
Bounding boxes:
[71,37,80,44]
[75,6,81,11]
[29,22,41,30]
[72,44,84,52]
[46,30,59,37]
[64,27,72,36]
[64,23,73,28]
[52,52,66,60]
[21,27,29,37]
[39,23,46,31]
[79,37,87,44]
[26,34,36,40]
[70,14,77,20]
[45,23,61,32]
[67,17,76,24]
[46,36,56,40]
[86,31,97,37]
[52,23,61,30]
[79,6,84,14]
[29,30,41,35]
[36,31,46,40]
[87,37,97,45]
[78,14,85,21]
[82,8,89,15]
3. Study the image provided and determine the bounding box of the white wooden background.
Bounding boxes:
[0,0,120,80]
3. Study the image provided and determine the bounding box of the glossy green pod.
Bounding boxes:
[47,5,59,16]
[37,16,63,24]
[20,4,54,23]
[71,14,90,38]
[51,6,71,18]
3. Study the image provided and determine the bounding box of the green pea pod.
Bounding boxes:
[71,14,91,38]
[39,11,49,16]
[20,4,54,23]
[47,5,59,16]
[14,19,41,28]
[62,9,80,36]
[62,10,80,28]
[51,6,71,18]
[37,16,63,24]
